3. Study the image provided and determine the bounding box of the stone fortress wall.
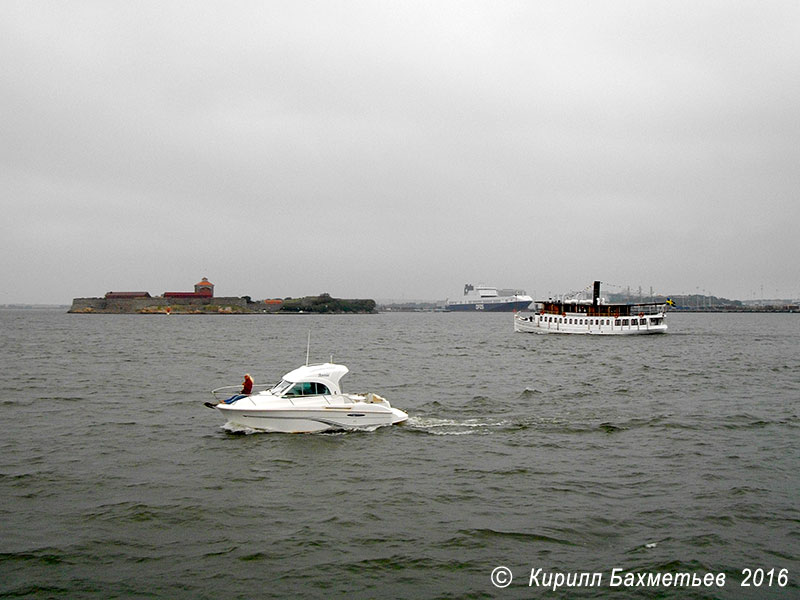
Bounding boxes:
[69,296,282,313]
[68,278,374,314]
[69,277,283,314]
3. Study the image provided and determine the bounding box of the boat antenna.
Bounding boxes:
[305,331,311,366]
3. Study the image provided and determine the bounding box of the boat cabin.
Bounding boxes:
[538,300,664,318]
[272,380,332,397]
[463,284,499,298]
[538,281,663,318]
[271,363,349,397]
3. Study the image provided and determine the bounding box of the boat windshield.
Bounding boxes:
[283,381,331,397]
[270,379,331,397]
[270,380,293,395]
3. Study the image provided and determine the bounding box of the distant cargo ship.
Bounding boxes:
[445,284,533,312]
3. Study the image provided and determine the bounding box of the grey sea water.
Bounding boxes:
[0,310,797,599]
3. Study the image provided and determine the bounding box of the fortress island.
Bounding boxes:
[69,278,376,314]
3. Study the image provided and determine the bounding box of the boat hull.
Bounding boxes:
[514,312,667,335]
[446,299,532,312]
[216,404,408,433]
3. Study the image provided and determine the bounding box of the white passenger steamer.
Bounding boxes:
[514,281,670,335]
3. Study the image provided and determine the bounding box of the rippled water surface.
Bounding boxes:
[1,310,798,599]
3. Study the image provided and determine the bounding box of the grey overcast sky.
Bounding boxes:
[2,1,799,304]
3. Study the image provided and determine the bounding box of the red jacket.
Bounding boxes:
[241,376,253,395]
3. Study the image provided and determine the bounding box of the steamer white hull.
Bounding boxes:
[514,312,667,335]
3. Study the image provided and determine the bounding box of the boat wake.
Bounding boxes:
[220,415,504,436]
[405,416,506,435]
[221,422,259,435]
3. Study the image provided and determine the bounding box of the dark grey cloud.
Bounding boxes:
[2,1,798,303]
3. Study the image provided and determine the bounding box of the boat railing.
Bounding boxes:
[535,302,667,317]
[626,304,665,316]
[211,384,272,402]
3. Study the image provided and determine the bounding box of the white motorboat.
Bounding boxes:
[207,363,408,433]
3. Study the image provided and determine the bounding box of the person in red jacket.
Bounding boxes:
[241,374,254,395]
[221,374,254,404]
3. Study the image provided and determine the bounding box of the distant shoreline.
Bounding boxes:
[1,303,797,314]
[66,293,377,315]
[1,304,70,310]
